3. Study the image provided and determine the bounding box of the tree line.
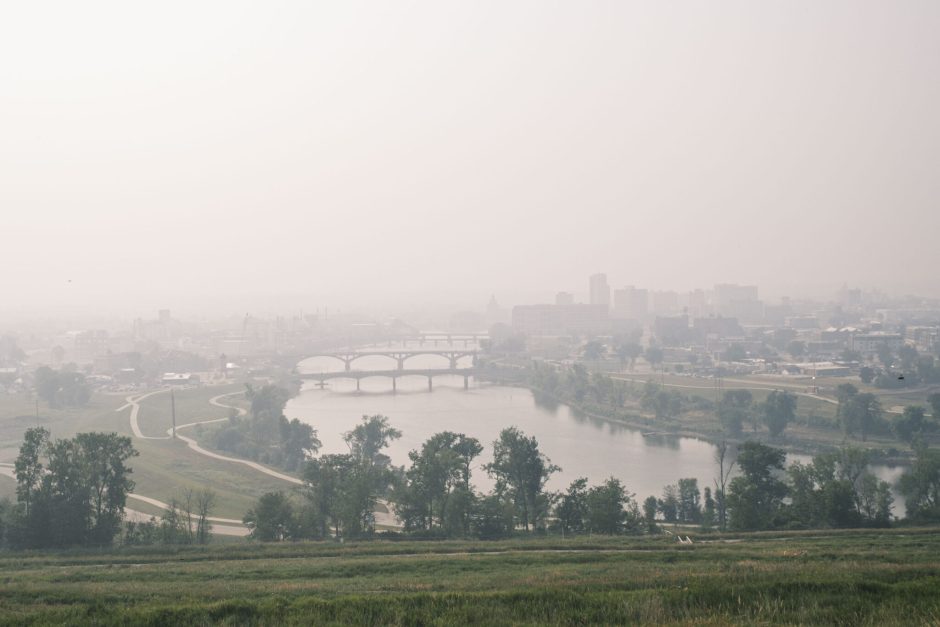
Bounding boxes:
[243,411,940,542]
[0,429,136,548]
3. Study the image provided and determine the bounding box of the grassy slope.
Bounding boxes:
[0,529,938,625]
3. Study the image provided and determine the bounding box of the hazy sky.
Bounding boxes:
[2,1,938,316]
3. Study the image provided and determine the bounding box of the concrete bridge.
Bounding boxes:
[302,349,478,372]
[300,367,475,391]
[388,333,488,347]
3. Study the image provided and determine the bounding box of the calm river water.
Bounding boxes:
[288,344,906,511]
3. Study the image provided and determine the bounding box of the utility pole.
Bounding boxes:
[171,388,177,439]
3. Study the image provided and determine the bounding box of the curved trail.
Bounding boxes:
[120,390,171,439]
[121,388,400,529]
[169,392,302,486]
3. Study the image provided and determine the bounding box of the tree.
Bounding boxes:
[718,390,752,435]
[33,367,90,408]
[74,432,138,545]
[899,446,940,522]
[787,341,805,359]
[279,418,321,472]
[14,427,49,520]
[713,441,736,531]
[303,454,356,539]
[928,393,940,424]
[484,427,559,531]
[701,487,716,530]
[195,489,216,544]
[859,366,876,384]
[244,492,295,541]
[644,346,664,370]
[676,478,702,523]
[726,442,787,531]
[554,478,588,536]
[582,341,605,362]
[724,344,747,362]
[761,390,797,438]
[12,429,136,549]
[615,342,643,372]
[585,477,639,535]
[658,485,678,523]
[843,393,883,441]
[893,406,929,446]
[394,432,482,536]
[344,415,402,469]
[642,495,659,533]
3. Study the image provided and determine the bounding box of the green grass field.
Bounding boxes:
[0,385,285,520]
[0,529,938,625]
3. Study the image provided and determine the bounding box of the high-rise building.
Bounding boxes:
[555,292,574,306]
[612,286,648,320]
[589,274,610,308]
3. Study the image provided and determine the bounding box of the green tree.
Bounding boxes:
[676,478,702,523]
[484,427,559,531]
[928,393,940,423]
[14,427,49,520]
[303,454,355,539]
[658,485,678,523]
[893,405,929,446]
[701,487,716,530]
[74,432,138,545]
[761,390,797,438]
[718,390,752,435]
[615,341,642,372]
[244,492,295,541]
[344,415,402,470]
[859,366,875,384]
[899,446,940,522]
[12,429,136,549]
[726,442,787,530]
[585,477,639,535]
[724,344,747,362]
[394,432,482,536]
[554,477,588,536]
[787,341,805,358]
[644,346,664,370]
[582,341,605,362]
[642,495,659,533]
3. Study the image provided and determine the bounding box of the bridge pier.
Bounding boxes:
[449,357,458,369]
[397,357,405,370]
[392,377,397,392]
[428,376,433,391]
[356,378,360,392]
[464,375,469,389]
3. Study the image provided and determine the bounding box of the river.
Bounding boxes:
[289,344,907,513]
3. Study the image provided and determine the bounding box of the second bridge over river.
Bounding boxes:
[301,349,478,372]
[299,368,475,391]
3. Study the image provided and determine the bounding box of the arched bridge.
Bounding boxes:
[301,349,478,372]
[300,368,475,392]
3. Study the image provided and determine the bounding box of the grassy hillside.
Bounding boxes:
[0,529,938,625]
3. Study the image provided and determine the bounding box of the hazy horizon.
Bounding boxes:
[2,1,938,317]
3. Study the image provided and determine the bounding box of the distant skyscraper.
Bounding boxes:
[589,274,610,308]
[555,292,574,305]
[613,286,648,320]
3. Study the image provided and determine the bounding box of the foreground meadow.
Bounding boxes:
[0,528,938,625]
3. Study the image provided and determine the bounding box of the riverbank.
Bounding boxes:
[477,367,911,464]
